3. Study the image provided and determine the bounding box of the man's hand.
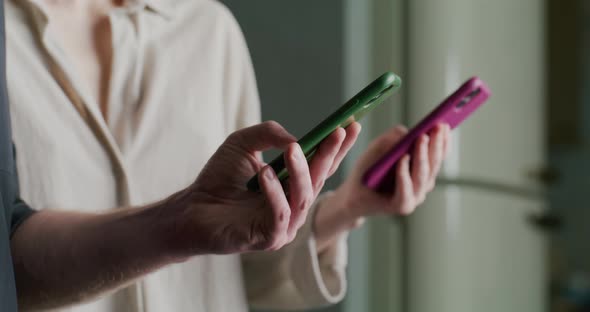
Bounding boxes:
[10,120,360,310]
[169,121,361,255]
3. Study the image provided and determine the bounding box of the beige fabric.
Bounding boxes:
[5,0,347,311]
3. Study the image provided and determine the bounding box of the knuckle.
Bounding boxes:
[264,120,282,132]
[399,205,413,216]
[396,205,409,216]
[300,195,313,211]
[314,180,326,194]
[265,235,282,251]
[265,244,280,252]
[267,234,288,251]
[420,176,428,188]
[283,207,291,222]
[276,206,291,223]
[296,216,307,230]
[416,194,426,205]
[288,232,297,243]
[252,230,272,251]
[394,125,408,135]
[328,166,338,177]
[333,127,346,140]
[282,236,291,248]
[266,246,277,252]
[226,130,241,143]
[399,199,416,216]
[422,158,430,170]
[251,214,282,251]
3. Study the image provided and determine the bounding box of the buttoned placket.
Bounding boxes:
[19,4,149,311]
[29,4,156,311]
[24,2,152,209]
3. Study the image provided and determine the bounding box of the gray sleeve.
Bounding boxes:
[9,145,35,237]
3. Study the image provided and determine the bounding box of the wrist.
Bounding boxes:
[330,186,365,224]
[314,189,364,237]
[146,189,195,263]
[313,190,365,253]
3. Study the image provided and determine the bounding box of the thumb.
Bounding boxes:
[228,121,296,153]
[356,125,408,173]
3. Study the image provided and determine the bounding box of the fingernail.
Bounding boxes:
[352,217,366,229]
[264,167,276,180]
[291,144,302,160]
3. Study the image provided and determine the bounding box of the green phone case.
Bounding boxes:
[247,71,402,192]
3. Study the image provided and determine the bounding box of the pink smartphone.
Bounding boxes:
[362,77,491,193]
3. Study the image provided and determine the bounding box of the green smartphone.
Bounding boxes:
[247,71,402,192]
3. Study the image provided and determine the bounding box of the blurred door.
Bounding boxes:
[546,0,590,310]
[405,0,548,311]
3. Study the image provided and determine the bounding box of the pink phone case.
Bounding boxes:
[362,77,491,193]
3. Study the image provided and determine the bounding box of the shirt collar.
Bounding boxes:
[125,0,174,19]
[24,0,175,23]
[143,0,174,19]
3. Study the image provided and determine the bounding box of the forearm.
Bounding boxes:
[10,196,185,311]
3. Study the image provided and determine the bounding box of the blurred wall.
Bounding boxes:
[220,1,346,311]
[221,0,345,192]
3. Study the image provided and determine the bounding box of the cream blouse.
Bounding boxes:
[5,0,347,311]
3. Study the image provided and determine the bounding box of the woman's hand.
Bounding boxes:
[314,124,451,251]
[168,121,361,256]
[343,124,450,217]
